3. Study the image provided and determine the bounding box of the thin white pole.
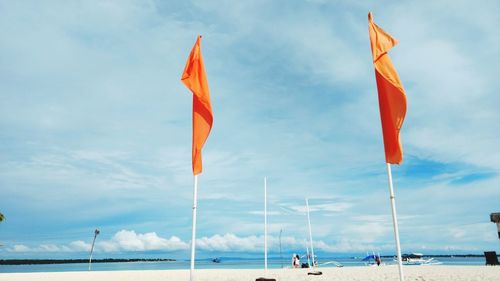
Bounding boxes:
[190,175,199,281]
[279,229,283,268]
[264,177,268,274]
[305,241,310,267]
[386,163,405,281]
[305,198,316,270]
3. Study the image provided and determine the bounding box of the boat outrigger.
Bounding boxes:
[399,253,442,265]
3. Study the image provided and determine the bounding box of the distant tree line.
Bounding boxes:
[0,258,176,265]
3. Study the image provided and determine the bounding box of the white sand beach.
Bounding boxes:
[1,266,499,281]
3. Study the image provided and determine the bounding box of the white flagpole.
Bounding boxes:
[305,198,316,270]
[190,175,199,281]
[386,163,404,281]
[264,177,268,275]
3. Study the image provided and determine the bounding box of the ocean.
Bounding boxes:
[0,256,488,273]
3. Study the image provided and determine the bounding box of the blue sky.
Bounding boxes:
[1,0,500,259]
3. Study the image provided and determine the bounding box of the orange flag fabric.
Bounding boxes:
[368,12,407,164]
[181,36,213,175]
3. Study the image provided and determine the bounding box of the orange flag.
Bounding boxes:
[368,12,407,164]
[181,36,213,175]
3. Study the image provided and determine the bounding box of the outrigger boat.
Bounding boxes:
[399,253,442,265]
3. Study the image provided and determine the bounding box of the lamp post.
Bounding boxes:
[88,229,100,271]
[490,213,500,239]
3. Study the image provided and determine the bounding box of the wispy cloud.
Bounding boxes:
[286,202,353,214]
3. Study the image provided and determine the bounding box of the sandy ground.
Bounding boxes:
[1,266,499,281]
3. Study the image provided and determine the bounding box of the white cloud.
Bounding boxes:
[3,231,357,254]
[4,230,189,253]
[6,244,72,253]
[195,233,363,253]
[7,225,496,255]
[38,244,65,252]
[97,230,189,252]
[197,233,261,252]
[69,240,91,252]
[6,244,32,252]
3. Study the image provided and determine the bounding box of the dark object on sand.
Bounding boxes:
[301,262,309,268]
[484,251,499,266]
[255,278,276,281]
[307,271,322,275]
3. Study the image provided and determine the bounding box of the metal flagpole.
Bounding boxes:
[190,175,199,281]
[386,163,405,281]
[264,177,268,275]
[88,229,100,271]
[305,198,316,270]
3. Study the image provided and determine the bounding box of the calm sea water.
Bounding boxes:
[0,257,487,273]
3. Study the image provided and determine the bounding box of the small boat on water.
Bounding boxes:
[212,257,221,263]
[400,253,442,265]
